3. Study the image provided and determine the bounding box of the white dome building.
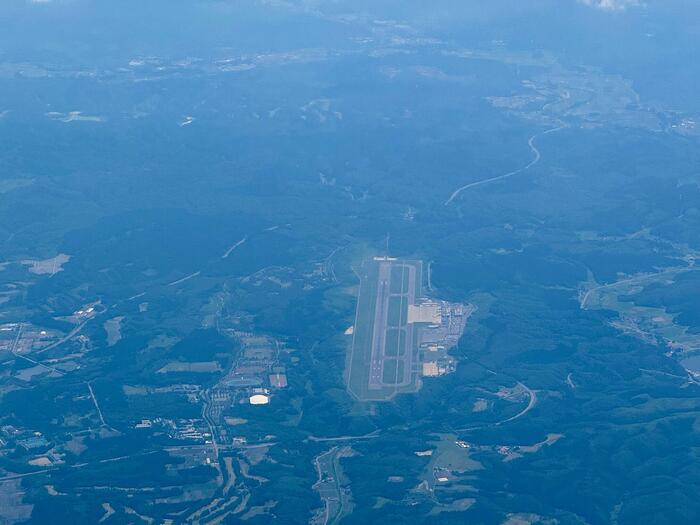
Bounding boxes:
[249,394,270,405]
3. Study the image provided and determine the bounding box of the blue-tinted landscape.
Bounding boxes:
[1,1,700,523]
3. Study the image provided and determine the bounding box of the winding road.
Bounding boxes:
[445,127,562,205]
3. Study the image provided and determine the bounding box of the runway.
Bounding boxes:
[368,261,417,390]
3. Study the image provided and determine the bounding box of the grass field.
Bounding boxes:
[346,258,423,401]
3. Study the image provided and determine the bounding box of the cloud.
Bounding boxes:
[578,0,641,10]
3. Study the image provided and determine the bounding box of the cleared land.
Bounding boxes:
[347,258,422,401]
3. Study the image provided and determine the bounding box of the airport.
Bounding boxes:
[347,257,471,401]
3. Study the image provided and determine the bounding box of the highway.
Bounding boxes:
[87,382,106,426]
[445,127,562,205]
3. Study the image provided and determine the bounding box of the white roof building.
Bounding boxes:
[249,394,270,405]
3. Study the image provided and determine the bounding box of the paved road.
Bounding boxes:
[445,127,562,205]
